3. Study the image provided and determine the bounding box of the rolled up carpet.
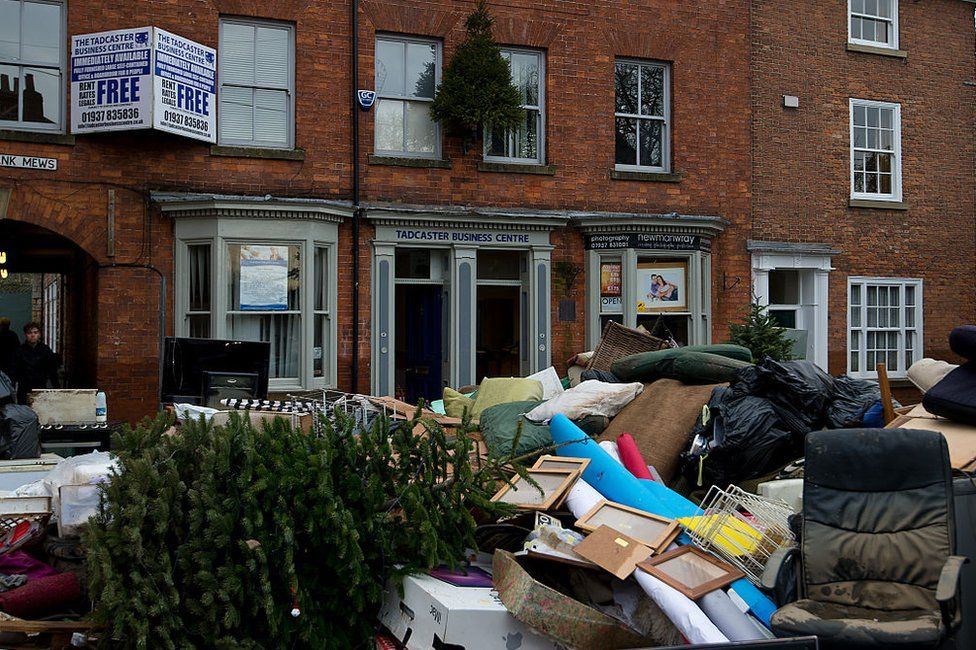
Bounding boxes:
[617,433,653,480]
[612,347,751,384]
[0,572,80,618]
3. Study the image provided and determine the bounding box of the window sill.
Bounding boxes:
[611,169,682,183]
[368,154,451,169]
[846,43,908,59]
[210,145,305,161]
[0,129,75,146]
[849,198,909,211]
[477,161,556,175]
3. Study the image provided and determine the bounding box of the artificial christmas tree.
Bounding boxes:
[728,301,795,362]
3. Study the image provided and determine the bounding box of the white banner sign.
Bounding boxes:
[70,27,216,143]
[152,28,216,142]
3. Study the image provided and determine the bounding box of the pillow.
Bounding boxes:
[478,400,552,458]
[525,380,644,422]
[526,366,565,400]
[471,378,544,418]
[442,387,476,420]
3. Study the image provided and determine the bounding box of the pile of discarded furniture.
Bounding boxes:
[374,321,974,650]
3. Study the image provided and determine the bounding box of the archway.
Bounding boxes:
[0,218,99,394]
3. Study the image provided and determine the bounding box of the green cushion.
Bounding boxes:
[442,387,476,419]
[611,344,753,382]
[471,378,544,418]
[612,348,751,384]
[479,400,552,458]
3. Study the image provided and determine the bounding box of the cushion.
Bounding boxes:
[611,346,752,383]
[599,379,722,484]
[770,599,943,647]
[526,366,565,400]
[923,362,976,426]
[442,387,476,420]
[525,380,643,422]
[949,324,976,361]
[471,378,544,418]
[478,400,552,458]
[907,358,958,393]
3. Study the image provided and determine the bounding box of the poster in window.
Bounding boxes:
[637,262,687,313]
[600,261,622,314]
[239,245,288,311]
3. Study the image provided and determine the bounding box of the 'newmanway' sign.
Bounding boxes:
[0,155,58,171]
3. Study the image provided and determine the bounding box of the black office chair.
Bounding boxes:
[762,428,968,648]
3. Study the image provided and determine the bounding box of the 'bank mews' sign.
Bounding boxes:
[70,27,216,143]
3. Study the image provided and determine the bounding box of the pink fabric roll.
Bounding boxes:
[617,433,653,480]
[0,572,81,618]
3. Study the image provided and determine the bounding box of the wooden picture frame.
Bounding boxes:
[637,545,745,600]
[575,500,680,554]
[636,261,689,313]
[531,457,589,509]
[490,468,579,511]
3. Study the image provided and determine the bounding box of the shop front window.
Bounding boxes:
[185,243,211,338]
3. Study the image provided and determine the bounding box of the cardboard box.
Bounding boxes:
[210,409,313,432]
[28,389,97,425]
[377,572,559,650]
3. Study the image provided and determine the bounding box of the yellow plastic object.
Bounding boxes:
[678,514,764,557]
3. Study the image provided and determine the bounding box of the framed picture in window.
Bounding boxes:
[637,545,745,600]
[636,261,688,313]
[490,468,579,510]
[575,500,680,553]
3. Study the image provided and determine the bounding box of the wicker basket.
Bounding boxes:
[585,321,669,373]
[0,496,52,537]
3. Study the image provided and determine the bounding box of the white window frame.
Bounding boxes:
[847,276,922,379]
[484,47,545,165]
[850,98,902,203]
[217,17,296,150]
[373,34,441,159]
[174,220,339,392]
[848,0,899,50]
[0,0,66,133]
[614,59,671,173]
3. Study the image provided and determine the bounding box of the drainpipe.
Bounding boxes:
[99,263,166,413]
[350,0,362,394]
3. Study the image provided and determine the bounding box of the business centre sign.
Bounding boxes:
[70,27,216,143]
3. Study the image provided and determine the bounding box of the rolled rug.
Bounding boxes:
[0,572,81,618]
[617,433,653,480]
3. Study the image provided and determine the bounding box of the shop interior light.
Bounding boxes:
[0,251,5,264]
[0,269,6,279]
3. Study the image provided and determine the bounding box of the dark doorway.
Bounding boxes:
[0,220,98,392]
[476,285,521,380]
[395,284,443,405]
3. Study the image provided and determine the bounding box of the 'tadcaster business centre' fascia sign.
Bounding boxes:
[70,27,216,143]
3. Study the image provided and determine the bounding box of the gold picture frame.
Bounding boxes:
[575,499,680,554]
[490,468,579,511]
[637,545,745,600]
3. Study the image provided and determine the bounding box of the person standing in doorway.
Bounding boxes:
[14,322,59,405]
[0,318,18,379]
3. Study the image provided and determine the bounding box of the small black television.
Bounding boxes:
[161,337,271,405]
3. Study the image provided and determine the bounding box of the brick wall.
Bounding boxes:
[751,0,976,375]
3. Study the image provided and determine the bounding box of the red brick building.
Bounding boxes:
[0,0,969,422]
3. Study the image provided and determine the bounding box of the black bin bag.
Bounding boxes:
[0,404,41,459]
[0,371,14,406]
[827,375,882,429]
[731,359,834,436]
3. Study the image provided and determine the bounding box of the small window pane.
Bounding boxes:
[314,248,328,311]
[615,63,638,114]
[406,41,435,99]
[22,67,59,125]
[254,26,289,89]
[478,250,521,281]
[852,0,865,13]
[854,105,866,126]
[375,39,404,96]
[769,309,797,329]
[851,284,862,306]
[0,1,19,60]
[769,270,800,304]
[188,244,211,311]
[22,1,60,64]
[615,116,637,165]
[396,249,431,280]
[253,88,288,144]
[375,98,404,151]
[905,285,915,306]
[513,109,538,159]
[187,314,210,338]
[512,52,539,106]
[219,86,254,142]
[639,120,663,168]
[640,65,664,117]
[221,22,256,86]
[851,304,861,328]
[314,313,329,378]
[405,101,435,153]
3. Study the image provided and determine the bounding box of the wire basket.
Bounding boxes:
[0,496,52,537]
[681,485,796,586]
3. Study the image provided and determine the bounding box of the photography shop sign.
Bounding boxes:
[586,233,711,253]
[70,27,216,143]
